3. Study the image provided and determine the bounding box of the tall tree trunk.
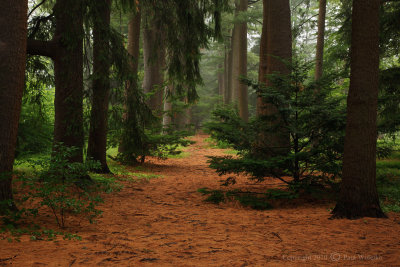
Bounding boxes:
[256,0,292,156]
[142,12,165,115]
[53,0,84,163]
[87,0,112,173]
[0,0,28,213]
[218,62,224,102]
[332,0,386,219]
[231,0,248,121]
[257,0,268,116]
[173,99,190,131]
[223,46,229,104]
[227,30,235,104]
[162,85,173,131]
[315,0,326,80]
[119,7,142,153]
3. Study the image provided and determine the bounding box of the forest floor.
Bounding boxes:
[1,134,400,266]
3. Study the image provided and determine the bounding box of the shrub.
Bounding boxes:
[11,144,106,228]
[206,60,346,190]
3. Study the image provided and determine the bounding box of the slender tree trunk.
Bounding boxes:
[332,0,386,219]
[119,7,142,153]
[0,0,28,213]
[231,0,248,121]
[227,35,234,104]
[87,0,112,173]
[315,0,326,80]
[223,46,229,104]
[162,85,173,131]
[142,12,165,114]
[53,0,84,163]
[218,62,224,102]
[257,0,268,116]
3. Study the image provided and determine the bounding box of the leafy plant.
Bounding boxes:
[13,144,106,228]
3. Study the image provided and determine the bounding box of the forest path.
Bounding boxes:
[1,135,400,266]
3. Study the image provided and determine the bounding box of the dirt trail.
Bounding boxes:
[1,135,400,266]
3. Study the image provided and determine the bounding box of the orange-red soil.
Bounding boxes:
[1,135,400,266]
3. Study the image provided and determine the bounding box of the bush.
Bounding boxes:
[206,60,346,190]
[10,144,106,228]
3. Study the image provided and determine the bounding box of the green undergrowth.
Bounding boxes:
[224,149,238,155]
[377,151,400,213]
[204,137,232,149]
[107,159,162,182]
[0,225,81,242]
[204,137,239,156]
[197,187,299,210]
[166,145,190,159]
[122,173,162,182]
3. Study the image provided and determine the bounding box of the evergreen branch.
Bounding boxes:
[28,0,48,18]
[28,13,54,39]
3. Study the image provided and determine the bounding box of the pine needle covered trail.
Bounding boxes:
[1,135,400,266]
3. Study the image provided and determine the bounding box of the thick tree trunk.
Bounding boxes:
[53,0,84,163]
[173,100,191,131]
[256,0,292,156]
[315,0,326,80]
[332,0,386,219]
[119,7,141,153]
[142,13,165,114]
[231,0,248,122]
[0,0,28,213]
[26,0,84,164]
[87,0,112,173]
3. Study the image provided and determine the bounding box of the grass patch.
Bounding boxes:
[167,151,190,159]
[90,173,123,193]
[377,152,400,213]
[204,137,232,149]
[107,147,119,158]
[131,173,162,181]
[224,149,238,155]
[165,145,190,159]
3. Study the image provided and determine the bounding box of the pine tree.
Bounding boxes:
[0,0,28,213]
[331,0,386,219]
[87,0,112,173]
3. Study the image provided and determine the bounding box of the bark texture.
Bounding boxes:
[256,0,268,115]
[27,0,85,163]
[119,7,141,153]
[218,63,224,102]
[142,11,165,114]
[231,0,248,121]
[87,0,112,173]
[223,47,229,104]
[0,0,28,211]
[332,0,386,219]
[53,0,84,163]
[226,41,233,104]
[315,0,326,80]
[256,0,292,156]
[162,85,173,130]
